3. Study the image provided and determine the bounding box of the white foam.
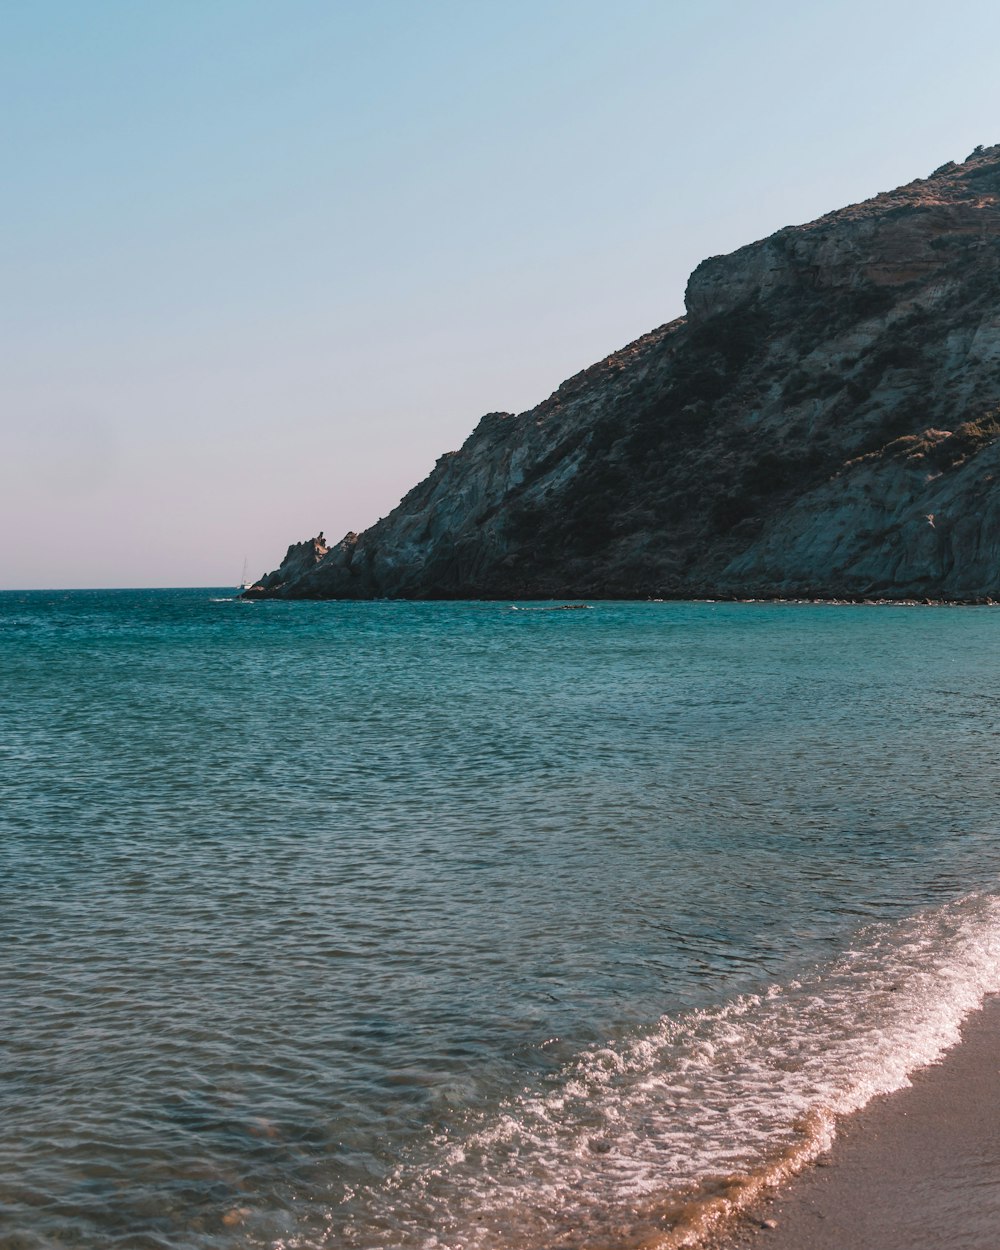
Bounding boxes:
[330,891,1000,1249]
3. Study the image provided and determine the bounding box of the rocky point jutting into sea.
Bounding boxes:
[246,145,1000,602]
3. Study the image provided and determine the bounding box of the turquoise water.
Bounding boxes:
[3,591,1000,1249]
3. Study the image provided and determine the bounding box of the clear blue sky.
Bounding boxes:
[3,0,999,588]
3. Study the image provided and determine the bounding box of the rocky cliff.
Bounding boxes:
[246,145,1000,602]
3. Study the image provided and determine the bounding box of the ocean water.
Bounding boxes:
[3,590,1000,1250]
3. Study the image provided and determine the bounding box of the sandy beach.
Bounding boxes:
[718,995,1000,1250]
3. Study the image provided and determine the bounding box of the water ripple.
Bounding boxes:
[2,592,1000,1248]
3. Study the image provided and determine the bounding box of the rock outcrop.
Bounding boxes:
[247,145,1000,601]
[243,533,329,596]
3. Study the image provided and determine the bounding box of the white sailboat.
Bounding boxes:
[238,558,251,592]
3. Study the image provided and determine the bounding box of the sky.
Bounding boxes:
[3,0,1000,589]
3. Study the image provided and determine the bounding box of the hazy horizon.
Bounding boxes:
[4,0,1000,589]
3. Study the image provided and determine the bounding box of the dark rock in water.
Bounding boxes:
[510,604,593,612]
[247,146,1000,602]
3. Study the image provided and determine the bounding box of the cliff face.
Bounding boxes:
[247,146,1000,601]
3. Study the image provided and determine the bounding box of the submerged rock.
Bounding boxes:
[248,146,1000,601]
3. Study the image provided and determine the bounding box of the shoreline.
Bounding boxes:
[238,591,1000,605]
[713,595,999,606]
[711,993,1000,1250]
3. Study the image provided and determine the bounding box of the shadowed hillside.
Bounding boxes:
[248,145,1000,602]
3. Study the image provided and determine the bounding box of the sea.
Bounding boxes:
[3,589,1000,1250]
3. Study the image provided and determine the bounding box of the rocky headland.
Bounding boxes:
[246,145,1000,602]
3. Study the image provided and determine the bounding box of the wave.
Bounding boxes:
[314,891,1000,1250]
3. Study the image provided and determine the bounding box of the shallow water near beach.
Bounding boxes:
[3,592,1000,1249]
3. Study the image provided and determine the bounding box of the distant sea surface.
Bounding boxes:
[4,590,1000,1250]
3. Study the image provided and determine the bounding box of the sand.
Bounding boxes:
[718,994,1000,1250]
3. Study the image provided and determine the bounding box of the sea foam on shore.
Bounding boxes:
[330,891,1000,1249]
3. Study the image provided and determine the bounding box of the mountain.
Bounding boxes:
[246,145,1000,602]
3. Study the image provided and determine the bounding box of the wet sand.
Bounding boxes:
[719,994,1000,1250]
